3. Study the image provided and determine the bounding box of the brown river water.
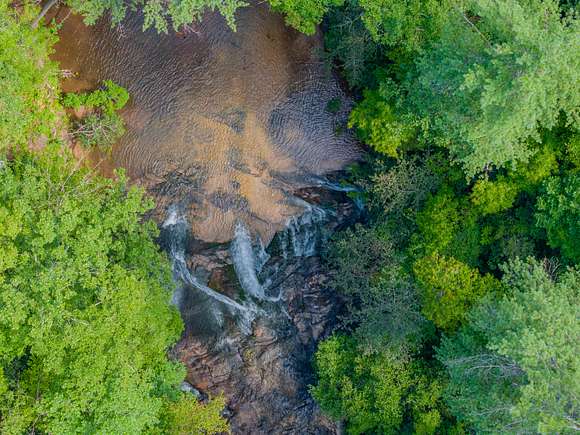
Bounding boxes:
[50,3,360,243]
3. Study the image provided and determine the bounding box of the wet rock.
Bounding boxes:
[180,381,204,401]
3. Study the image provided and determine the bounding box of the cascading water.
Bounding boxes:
[163,194,338,328]
[277,200,331,259]
[308,176,360,193]
[230,221,266,300]
[230,221,281,302]
[162,208,257,333]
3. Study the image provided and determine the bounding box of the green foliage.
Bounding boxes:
[0,148,185,433]
[323,0,382,89]
[67,0,247,33]
[565,133,580,168]
[358,0,451,54]
[405,0,580,176]
[311,335,446,434]
[413,189,481,266]
[64,81,129,151]
[63,80,129,114]
[315,1,579,433]
[68,0,339,34]
[349,89,416,157]
[0,2,61,152]
[159,394,230,434]
[413,254,501,332]
[367,155,440,224]
[535,173,580,263]
[326,223,394,298]
[268,0,344,35]
[73,112,126,150]
[438,258,580,433]
[470,176,519,215]
[354,266,427,355]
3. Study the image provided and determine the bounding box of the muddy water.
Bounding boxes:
[51,3,359,243]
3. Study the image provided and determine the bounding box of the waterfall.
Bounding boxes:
[162,208,256,333]
[308,176,360,193]
[230,221,280,302]
[230,222,266,300]
[278,201,330,259]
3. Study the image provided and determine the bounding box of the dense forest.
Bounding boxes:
[1,0,578,433]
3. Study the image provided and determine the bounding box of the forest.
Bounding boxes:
[1,0,578,433]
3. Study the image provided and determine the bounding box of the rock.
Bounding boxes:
[180,381,203,401]
[170,184,357,434]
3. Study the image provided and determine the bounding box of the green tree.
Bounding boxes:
[358,0,451,54]
[348,266,427,355]
[535,173,580,263]
[413,188,481,266]
[413,254,501,332]
[404,0,580,175]
[269,0,344,35]
[0,148,184,433]
[323,0,382,89]
[63,80,129,151]
[311,335,445,434]
[349,88,417,157]
[159,393,229,434]
[66,0,247,32]
[66,0,340,34]
[0,1,61,152]
[437,258,580,433]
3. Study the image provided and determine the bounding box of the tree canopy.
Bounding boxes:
[0,148,187,433]
[0,1,61,152]
[437,259,580,433]
[65,0,342,34]
[313,1,579,431]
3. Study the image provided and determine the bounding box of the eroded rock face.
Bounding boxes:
[166,190,356,434]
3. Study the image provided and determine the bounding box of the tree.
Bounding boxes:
[404,0,580,176]
[348,88,417,157]
[66,0,247,32]
[535,173,580,264]
[412,188,481,266]
[347,266,428,355]
[0,1,61,152]
[0,148,185,433]
[358,0,451,54]
[437,258,580,433]
[413,254,500,332]
[311,335,446,434]
[65,0,341,34]
[323,0,383,90]
[159,393,229,434]
[268,0,344,35]
[326,223,395,299]
[63,80,129,151]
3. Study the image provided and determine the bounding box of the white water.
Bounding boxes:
[163,208,257,333]
[309,176,360,193]
[230,221,281,302]
[278,201,329,259]
[230,221,266,300]
[163,199,333,329]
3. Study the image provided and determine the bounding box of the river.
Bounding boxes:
[50,2,360,243]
